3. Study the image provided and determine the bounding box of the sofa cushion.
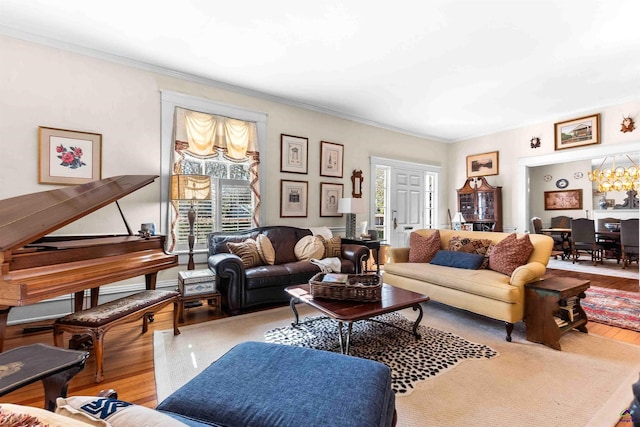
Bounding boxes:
[409,230,441,262]
[430,250,485,270]
[227,239,263,268]
[489,233,534,275]
[448,236,494,269]
[256,234,276,265]
[294,235,325,261]
[322,235,342,258]
[56,396,189,426]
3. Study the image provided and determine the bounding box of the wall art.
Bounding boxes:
[280,134,308,174]
[466,151,499,178]
[38,126,102,185]
[554,114,600,150]
[544,189,583,210]
[320,182,343,217]
[280,179,308,217]
[320,141,344,178]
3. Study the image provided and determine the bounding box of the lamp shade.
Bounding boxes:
[337,197,366,214]
[170,175,212,200]
[452,212,466,223]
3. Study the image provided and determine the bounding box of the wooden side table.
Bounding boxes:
[525,277,590,350]
[178,291,221,323]
[0,343,88,410]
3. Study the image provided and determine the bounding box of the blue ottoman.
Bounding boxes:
[157,341,396,427]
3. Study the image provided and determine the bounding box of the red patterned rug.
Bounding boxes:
[582,287,640,332]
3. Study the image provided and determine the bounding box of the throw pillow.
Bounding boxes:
[294,235,325,261]
[429,250,485,270]
[448,236,494,269]
[322,235,342,258]
[56,396,188,426]
[227,239,263,268]
[256,234,276,265]
[408,230,441,263]
[489,233,534,276]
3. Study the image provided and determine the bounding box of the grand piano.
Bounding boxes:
[0,175,178,351]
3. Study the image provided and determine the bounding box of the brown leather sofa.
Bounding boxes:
[207,226,370,315]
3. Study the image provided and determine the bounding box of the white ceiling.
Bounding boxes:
[1,0,639,142]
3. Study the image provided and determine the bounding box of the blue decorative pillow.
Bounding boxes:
[429,250,485,270]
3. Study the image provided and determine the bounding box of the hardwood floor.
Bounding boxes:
[1,270,638,425]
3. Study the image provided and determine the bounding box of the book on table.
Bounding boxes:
[322,273,349,284]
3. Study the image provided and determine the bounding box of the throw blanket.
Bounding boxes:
[309,257,341,273]
[309,227,333,239]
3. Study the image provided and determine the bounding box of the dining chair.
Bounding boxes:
[596,217,620,232]
[596,217,621,263]
[550,216,572,229]
[530,217,543,234]
[620,218,639,269]
[570,218,603,265]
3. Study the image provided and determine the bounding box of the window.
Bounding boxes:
[161,91,266,257]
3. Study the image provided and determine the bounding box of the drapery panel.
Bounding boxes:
[169,107,261,251]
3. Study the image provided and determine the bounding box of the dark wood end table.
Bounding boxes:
[0,343,88,410]
[177,291,221,323]
[525,277,590,350]
[285,283,430,355]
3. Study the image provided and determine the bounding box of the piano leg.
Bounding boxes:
[145,272,158,290]
[0,306,10,352]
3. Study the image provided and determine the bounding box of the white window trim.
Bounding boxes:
[160,90,267,262]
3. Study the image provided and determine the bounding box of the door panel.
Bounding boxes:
[390,168,424,248]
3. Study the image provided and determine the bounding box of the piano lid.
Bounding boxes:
[0,175,159,252]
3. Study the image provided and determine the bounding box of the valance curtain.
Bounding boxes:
[172,107,261,226]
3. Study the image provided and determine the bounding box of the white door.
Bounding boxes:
[390,168,424,248]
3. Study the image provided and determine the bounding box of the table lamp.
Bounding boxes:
[338,198,366,239]
[452,212,466,231]
[170,174,212,270]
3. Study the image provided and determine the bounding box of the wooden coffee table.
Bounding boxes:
[285,283,430,355]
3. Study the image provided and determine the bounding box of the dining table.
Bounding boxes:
[595,230,621,262]
[540,228,572,259]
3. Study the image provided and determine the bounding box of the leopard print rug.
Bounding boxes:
[265,312,498,395]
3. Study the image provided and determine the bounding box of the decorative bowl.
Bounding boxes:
[604,222,620,232]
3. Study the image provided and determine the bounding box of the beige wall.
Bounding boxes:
[0,35,447,236]
[449,101,640,232]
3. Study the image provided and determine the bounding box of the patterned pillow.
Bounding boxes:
[489,233,534,276]
[294,235,325,261]
[56,396,188,426]
[448,236,494,269]
[227,239,263,268]
[408,230,441,263]
[256,234,276,265]
[322,236,342,258]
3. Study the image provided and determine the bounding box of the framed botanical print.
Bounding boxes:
[280,179,308,218]
[320,141,344,178]
[320,182,343,217]
[38,126,102,185]
[280,134,308,174]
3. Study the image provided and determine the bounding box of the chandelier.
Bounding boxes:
[588,154,640,192]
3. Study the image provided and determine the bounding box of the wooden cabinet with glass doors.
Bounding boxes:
[457,177,503,232]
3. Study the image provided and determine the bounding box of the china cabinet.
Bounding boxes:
[456,177,503,232]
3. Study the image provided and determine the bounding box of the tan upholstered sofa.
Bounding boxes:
[383,229,554,341]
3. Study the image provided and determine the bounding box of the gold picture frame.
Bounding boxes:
[38,126,102,185]
[544,189,583,210]
[466,151,499,178]
[554,114,600,151]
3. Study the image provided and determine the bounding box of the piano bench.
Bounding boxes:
[53,290,180,383]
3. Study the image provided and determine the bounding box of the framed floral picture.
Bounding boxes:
[320,141,344,178]
[320,182,343,217]
[38,126,102,185]
[280,179,308,218]
[280,134,308,174]
[554,114,600,150]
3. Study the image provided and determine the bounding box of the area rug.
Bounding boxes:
[582,286,640,332]
[154,302,640,426]
[264,312,498,394]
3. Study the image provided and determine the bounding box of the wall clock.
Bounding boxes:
[556,179,569,189]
